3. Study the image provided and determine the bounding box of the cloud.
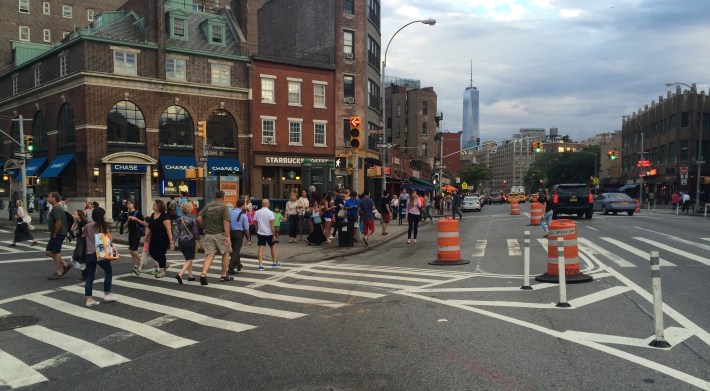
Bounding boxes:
[381,0,710,142]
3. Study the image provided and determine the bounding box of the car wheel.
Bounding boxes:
[577,213,583,218]
[613,211,618,215]
[627,211,634,216]
[602,206,608,215]
[585,211,593,219]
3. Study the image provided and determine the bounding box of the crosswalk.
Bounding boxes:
[469,234,710,268]
[0,259,470,389]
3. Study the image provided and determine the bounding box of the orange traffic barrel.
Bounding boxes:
[635,199,641,213]
[529,202,543,225]
[429,217,470,266]
[535,219,592,283]
[510,200,520,215]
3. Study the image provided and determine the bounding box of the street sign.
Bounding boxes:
[680,166,689,175]
[435,165,446,170]
[637,160,651,168]
[199,157,208,163]
[349,116,361,128]
[681,178,688,185]
[14,152,31,159]
[375,143,391,149]
[461,182,468,190]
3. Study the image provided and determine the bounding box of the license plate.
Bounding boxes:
[570,196,577,202]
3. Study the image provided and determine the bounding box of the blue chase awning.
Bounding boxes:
[17,157,48,179]
[39,154,74,178]
[160,156,197,180]
[208,157,243,176]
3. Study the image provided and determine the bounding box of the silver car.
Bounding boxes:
[462,196,482,212]
[593,193,637,216]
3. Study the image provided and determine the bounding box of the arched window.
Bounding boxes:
[58,103,76,147]
[207,109,236,150]
[32,111,48,151]
[159,105,194,148]
[10,119,20,154]
[107,100,146,144]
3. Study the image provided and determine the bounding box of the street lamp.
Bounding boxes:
[381,18,436,196]
[665,82,705,212]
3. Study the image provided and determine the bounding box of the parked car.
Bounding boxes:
[462,196,482,212]
[488,192,504,204]
[470,193,485,206]
[593,193,637,216]
[552,184,594,219]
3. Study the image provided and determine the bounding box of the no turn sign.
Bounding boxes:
[680,166,689,175]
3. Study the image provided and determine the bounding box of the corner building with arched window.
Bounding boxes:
[0,1,250,216]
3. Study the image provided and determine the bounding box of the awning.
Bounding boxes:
[17,157,48,179]
[0,162,4,169]
[208,157,243,176]
[39,154,74,178]
[403,184,435,192]
[160,156,197,180]
[410,177,435,187]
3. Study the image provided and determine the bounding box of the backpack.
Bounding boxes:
[133,211,145,236]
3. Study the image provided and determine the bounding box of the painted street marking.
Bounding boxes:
[0,228,12,233]
[0,308,10,316]
[0,256,71,265]
[562,327,694,349]
[15,325,130,367]
[448,286,630,309]
[578,238,636,268]
[23,294,195,349]
[536,238,549,253]
[0,349,48,388]
[566,286,632,307]
[701,238,710,242]
[587,226,599,231]
[302,267,444,284]
[264,271,420,290]
[314,262,471,278]
[632,237,710,266]
[507,239,521,256]
[448,299,556,308]
[110,279,305,319]
[599,237,676,266]
[0,244,25,253]
[633,226,710,252]
[407,283,557,293]
[472,240,487,257]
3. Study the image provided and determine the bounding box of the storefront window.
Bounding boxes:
[206,109,236,150]
[107,100,146,145]
[159,105,194,148]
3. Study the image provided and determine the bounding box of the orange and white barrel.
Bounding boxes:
[429,217,470,266]
[530,202,543,225]
[535,219,592,283]
[510,200,520,215]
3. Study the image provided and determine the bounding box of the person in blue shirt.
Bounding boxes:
[358,191,375,245]
[176,191,189,218]
[343,191,359,242]
[228,199,251,275]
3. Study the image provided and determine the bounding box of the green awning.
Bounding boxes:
[410,177,434,187]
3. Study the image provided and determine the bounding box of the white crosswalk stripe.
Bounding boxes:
[507,239,521,256]
[472,240,487,257]
[598,237,676,266]
[578,238,636,268]
[632,237,710,266]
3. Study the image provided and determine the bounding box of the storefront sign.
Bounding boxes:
[220,178,239,210]
[256,156,332,166]
[112,164,147,173]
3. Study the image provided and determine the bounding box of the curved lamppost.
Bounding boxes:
[380,18,436,195]
[665,82,705,212]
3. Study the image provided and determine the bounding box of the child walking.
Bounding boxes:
[273,206,284,243]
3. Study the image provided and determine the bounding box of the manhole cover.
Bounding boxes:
[0,315,40,331]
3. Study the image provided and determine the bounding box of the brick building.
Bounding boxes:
[250,55,336,200]
[388,85,438,167]
[621,85,709,204]
[0,0,250,214]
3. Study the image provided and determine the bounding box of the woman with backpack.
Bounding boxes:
[125,200,145,276]
[173,202,200,284]
[83,207,116,307]
[11,200,36,247]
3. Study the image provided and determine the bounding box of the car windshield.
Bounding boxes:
[556,186,589,196]
[464,197,478,202]
[607,193,633,201]
[491,193,500,197]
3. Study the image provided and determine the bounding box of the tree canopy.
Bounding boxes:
[459,163,493,192]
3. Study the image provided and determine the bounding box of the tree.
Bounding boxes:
[459,163,492,191]
[528,147,598,187]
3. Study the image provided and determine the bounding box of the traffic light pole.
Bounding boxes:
[353,152,359,195]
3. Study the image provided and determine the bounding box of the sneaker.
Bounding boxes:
[48,273,64,280]
[85,300,100,307]
[258,265,265,271]
[228,268,236,275]
[154,271,166,279]
[413,239,417,244]
[62,263,72,275]
[103,293,117,302]
[363,236,369,245]
[271,262,281,268]
[407,239,411,244]
[131,267,141,276]
[149,269,160,276]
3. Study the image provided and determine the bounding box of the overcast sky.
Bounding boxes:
[381,0,710,143]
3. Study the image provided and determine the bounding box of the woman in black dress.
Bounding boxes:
[11,200,36,247]
[145,199,173,278]
[305,194,327,245]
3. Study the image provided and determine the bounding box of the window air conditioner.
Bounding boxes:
[344,97,355,104]
[344,52,354,59]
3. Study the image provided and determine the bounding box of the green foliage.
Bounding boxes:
[528,146,599,187]
[459,163,492,191]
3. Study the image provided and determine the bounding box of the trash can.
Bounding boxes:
[338,221,354,247]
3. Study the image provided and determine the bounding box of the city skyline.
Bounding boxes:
[381,0,710,143]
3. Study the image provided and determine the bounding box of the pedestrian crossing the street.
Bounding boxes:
[0,259,471,389]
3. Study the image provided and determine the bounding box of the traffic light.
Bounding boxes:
[532,141,542,153]
[349,116,362,153]
[607,149,617,160]
[432,173,439,185]
[196,121,207,138]
[24,135,34,152]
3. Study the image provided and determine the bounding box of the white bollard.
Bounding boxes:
[649,251,671,348]
[556,237,571,308]
[521,231,532,290]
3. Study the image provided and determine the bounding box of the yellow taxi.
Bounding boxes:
[507,192,527,203]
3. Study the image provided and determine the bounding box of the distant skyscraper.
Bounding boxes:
[461,62,479,149]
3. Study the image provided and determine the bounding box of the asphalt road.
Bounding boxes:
[0,205,708,390]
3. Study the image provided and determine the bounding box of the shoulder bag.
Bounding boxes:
[95,231,119,261]
[180,217,200,252]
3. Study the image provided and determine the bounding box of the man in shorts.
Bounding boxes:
[197,190,231,285]
[46,192,69,280]
[253,199,280,271]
